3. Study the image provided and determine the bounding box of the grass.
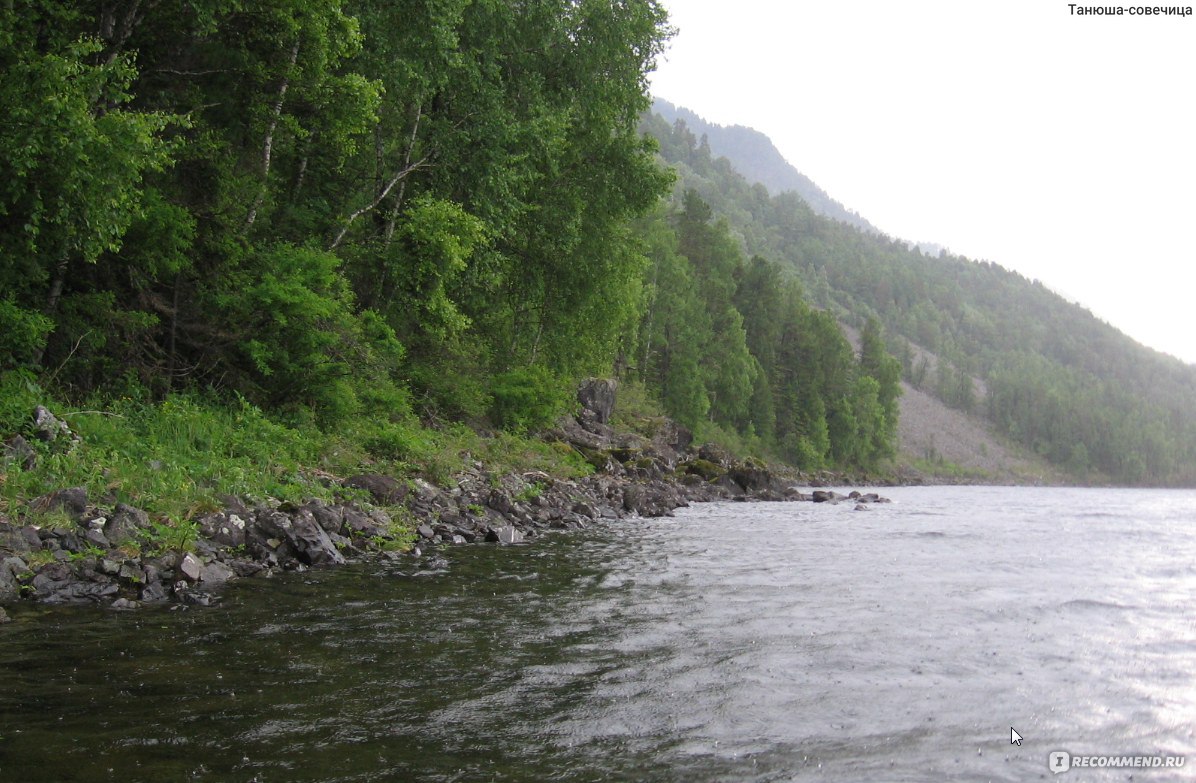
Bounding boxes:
[0,372,593,529]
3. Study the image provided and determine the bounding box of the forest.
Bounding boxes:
[1,0,904,517]
[642,109,1196,485]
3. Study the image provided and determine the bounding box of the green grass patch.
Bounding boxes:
[0,374,592,526]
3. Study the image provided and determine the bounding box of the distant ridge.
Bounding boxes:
[651,97,878,234]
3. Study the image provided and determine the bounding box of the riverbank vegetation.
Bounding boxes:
[1,0,909,523]
[7,0,1191,520]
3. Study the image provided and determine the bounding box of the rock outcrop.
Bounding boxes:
[0,383,888,612]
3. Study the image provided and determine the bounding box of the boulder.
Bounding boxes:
[0,523,34,554]
[485,526,525,545]
[178,552,203,581]
[139,582,170,603]
[196,509,248,548]
[722,466,779,497]
[344,474,409,504]
[3,435,36,471]
[0,556,29,600]
[698,443,734,468]
[622,483,685,517]
[30,486,88,521]
[255,508,345,566]
[30,564,118,604]
[199,560,236,586]
[103,503,151,546]
[577,378,617,424]
[32,406,76,444]
[341,506,389,538]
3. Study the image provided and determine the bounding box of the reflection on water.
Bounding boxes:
[1,486,1195,781]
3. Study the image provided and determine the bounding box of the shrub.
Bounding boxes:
[489,366,572,434]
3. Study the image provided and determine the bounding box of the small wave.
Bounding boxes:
[1057,598,1137,612]
[888,530,958,539]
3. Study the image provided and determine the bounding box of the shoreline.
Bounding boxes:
[0,394,894,618]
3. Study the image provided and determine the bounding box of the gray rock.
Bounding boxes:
[199,560,236,585]
[486,526,525,545]
[0,607,10,623]
[3,435,37,470]
[36,578,119,604]
[32,405,74,443]
[83,528,110,548]
[577,378,618,424]
[0,556,29,600]
[344,474,409,504]
[303,501,344,535]
[416,524,436,540]
[110,598,138,611]
[622,483,684,517]
[178,552,203,581]
[180,590,215,607]
[255,509,345,566]
[0,523,34,554]
[342,507,387,538]
[118,562,145,583]
[196,509,248,548]
[104,504,151,546]
[139,582,169,603]
[31,486,88,521]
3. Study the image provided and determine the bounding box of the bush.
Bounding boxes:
[0,300,53,370]
[489,366,572,434]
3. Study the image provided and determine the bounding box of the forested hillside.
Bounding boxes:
[641,110,1196,485]
[1,0,903,505]
[1,0,675,418]
[651,98,877,234]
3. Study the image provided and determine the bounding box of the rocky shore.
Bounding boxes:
[0,381,888,618]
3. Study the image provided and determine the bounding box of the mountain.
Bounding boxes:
[641,103,1196,486]
[651,98,878,234]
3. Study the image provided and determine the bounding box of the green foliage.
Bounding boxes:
[0,301,53,370]
[644,108,1196,484]
[490,366,573,434]
[139,518,201,555]
[0,370,47,436]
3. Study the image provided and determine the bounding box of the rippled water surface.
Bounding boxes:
[2,486,1195,781]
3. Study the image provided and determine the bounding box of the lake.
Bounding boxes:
[1,486,1194,781]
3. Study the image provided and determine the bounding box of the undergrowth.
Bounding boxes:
[0,372,590,524]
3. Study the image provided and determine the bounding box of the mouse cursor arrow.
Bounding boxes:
[1011,727,1023,746]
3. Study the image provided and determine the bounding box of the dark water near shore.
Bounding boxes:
[2,486,1195,782]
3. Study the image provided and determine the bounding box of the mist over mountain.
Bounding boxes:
[642,101,1196,485]
[652,98,878,234]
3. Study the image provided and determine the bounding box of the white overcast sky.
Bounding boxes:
[649,0,1196,364]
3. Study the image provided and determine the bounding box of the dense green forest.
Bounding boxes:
[641,110,1196,485]
[0,0,903,507]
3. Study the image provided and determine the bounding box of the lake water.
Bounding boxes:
[1,486,1194,781]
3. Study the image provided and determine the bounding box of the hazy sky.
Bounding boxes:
[649,0,1196,364]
